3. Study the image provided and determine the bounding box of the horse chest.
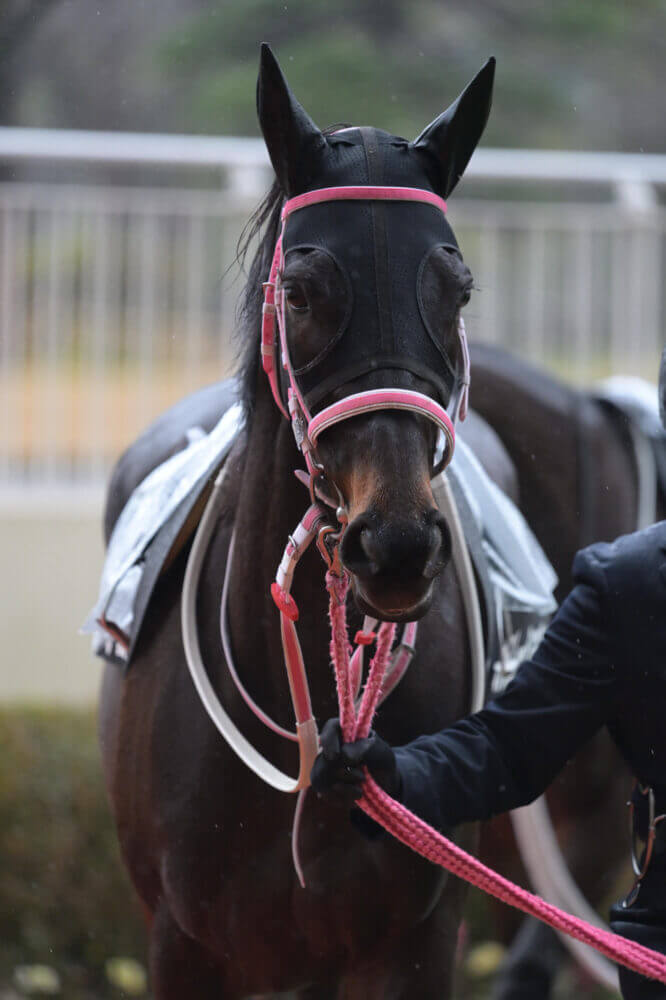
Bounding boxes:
[157,765,446,968]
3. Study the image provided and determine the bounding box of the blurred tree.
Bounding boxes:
[157,0,666,151]
[6,0,666,152]
[0,0,61,124]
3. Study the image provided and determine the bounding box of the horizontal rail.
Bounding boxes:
[2,127,666,187]
[0,127,269,170]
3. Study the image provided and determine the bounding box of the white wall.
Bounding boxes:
[0,499,104,703]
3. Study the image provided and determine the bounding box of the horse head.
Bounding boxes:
[257,45,494,621]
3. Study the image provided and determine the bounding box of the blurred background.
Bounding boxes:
[0,1,664,997]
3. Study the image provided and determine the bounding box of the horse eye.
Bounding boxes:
[285,287,309,312]
[459,288,471,307]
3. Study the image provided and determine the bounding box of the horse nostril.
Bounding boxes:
[359,525,383,575]
[424,512,451,580]
[341,510,451,582]
[340,516,381,577]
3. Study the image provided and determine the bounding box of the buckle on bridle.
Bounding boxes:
[316,524,345,577]
[307,460,326,508]
[624,783,666,905]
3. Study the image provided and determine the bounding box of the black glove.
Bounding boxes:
[311,718,401,806]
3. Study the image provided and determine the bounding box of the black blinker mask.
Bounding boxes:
[281,128,463,414]
[257,44,494,483]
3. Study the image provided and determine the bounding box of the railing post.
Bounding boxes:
[613,178,661,377]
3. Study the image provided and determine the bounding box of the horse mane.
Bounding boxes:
[234,178,283,421]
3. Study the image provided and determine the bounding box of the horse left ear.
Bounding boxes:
[256,43,327,196]
[411,58,495,198]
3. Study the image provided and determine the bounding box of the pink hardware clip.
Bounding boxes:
[354,630,376,646]
[316,525,344,578]
[270,583,299,622]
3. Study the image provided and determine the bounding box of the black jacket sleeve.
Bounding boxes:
[393,552,625,833]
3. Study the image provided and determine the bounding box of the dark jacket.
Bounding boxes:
[394,520,666,832]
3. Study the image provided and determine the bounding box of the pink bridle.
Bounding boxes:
[193,186,666,984]
[261,185,470,494]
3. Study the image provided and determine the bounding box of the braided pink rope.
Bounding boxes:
[326,570,397,742]
[325,570,666,985]
[326,571,355,735]
[359,777,666,984]
[353,622,396,740]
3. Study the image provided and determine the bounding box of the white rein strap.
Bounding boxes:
[181,464,486,795]
[433,473,486,714]
[182,467,319,792]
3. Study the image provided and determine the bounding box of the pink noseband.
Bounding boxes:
[308,388,455,457]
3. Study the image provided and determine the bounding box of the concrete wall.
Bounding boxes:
[0,496,106,703]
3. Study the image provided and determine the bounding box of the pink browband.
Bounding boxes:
[282,185,448,219]
[261,184,468,491]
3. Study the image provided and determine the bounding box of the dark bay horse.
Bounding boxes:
[97,47,663,998]
[99,47,506,999]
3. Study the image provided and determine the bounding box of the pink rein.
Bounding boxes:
[325,570,666,986]
[258,181,666,983]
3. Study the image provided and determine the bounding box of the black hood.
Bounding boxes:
[281,127,461,410]
[257,44,495,416]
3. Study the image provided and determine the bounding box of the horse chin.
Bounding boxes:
[352,579,435,623]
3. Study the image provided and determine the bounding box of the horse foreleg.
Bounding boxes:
[489,917,566,1000]
[335,883,465,999]
[149,902,223,999]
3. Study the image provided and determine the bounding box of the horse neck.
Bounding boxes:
[470,346,638,583]
[224,380,335,716]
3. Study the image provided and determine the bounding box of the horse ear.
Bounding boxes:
[411,58,495,198]
[257,43,327,196]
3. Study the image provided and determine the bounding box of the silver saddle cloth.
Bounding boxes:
[444,442,557,694]
[593,375,666,528]
[84,403,557,683]
[82,401,244,665]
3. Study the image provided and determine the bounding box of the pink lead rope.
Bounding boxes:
[258,181,666,982]
[325,569,666,986]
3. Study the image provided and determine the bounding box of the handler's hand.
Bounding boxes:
[310,718,401,805]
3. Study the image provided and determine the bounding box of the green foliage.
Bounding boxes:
[156,0,666,152]
[159,0,430,137]
[0,707,147,997]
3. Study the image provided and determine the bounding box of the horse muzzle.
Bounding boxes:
[340,507,452,621]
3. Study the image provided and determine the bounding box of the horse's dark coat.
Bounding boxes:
[98,46,661,1000]
[100,46,501,999]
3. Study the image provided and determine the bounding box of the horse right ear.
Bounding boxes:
[411,58,496,198]
[257,43,327,196]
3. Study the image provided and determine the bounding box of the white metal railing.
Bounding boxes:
[4,126,666,185]
[1,128,664,493]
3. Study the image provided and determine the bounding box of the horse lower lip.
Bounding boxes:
[356,584,432,618]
